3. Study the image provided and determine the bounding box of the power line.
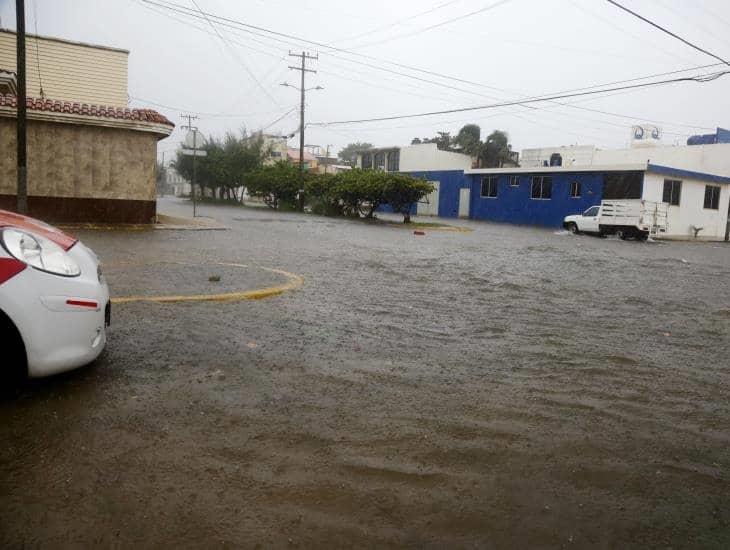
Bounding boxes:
[138,0,722,134]
[129,96,290,118]
[330,0,465,46]
[344,0,513,50]
[310,71,729,125]
[260,106,297,132]
[141,0,726,105]
[605,0,730,66]
[31,0,44,98]
[189,0,280,106]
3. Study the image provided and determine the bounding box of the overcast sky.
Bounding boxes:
[1,0,729,160]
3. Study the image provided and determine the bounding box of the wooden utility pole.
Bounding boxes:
[16,0,27,214]
[288,51,318,211]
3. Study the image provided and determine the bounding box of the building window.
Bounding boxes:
[374,151,385,170]
[570,181,581,198]
[386,150,400,172]
[662,179,682,205]
[270,151,282,158]
[480,176,498,198]
[509,175,519,187]
[549,153,562,167]
[531,176,552,199]
[704,185,720,210]
[362,153,372,169]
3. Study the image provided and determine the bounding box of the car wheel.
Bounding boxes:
[0,310,28,388]
[567,223,579,234]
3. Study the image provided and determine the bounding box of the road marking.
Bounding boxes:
[111,263,303,304]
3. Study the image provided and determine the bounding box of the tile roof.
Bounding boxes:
[287,148,316,162]
[0,94,174,126]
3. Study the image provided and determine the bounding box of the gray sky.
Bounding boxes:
[2,0,729,160]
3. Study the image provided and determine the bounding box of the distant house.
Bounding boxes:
[287,148,317,171]
[259,133,288,166]
[166,167,191,197]
[0,29,173,223]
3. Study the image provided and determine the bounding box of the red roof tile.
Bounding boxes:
[0,94,174,127]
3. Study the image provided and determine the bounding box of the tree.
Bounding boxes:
[245,161,300,210]
[480,129,513,168]
[382,175,434,224]
[338,142,373,166]
[172,130,266,202]
[453,124,481,157]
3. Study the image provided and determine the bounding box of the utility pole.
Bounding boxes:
[16,0,27,214]
[287,51,318,212]
[181,114,199,217]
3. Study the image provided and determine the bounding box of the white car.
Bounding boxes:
[0,209,109,380]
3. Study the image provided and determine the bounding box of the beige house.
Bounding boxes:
[0,29,172,223]
[0,29,128,106]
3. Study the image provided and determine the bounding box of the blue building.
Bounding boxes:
[410,163,729,241]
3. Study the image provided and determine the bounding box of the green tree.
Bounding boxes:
[453,124,482,157]
[338,142,373,166]
[172,130,266,202]
[246,161,300,210]
[382,175,434,224]
[480,129,513,168]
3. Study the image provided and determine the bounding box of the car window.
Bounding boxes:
[583,206,599,217]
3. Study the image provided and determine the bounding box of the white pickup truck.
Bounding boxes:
[563,200,668,240]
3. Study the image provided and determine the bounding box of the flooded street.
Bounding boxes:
[2,198,729,548]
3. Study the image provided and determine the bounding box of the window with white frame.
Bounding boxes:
[570,181,581,198]
[480,176,498,198]
[509,175,519,187]
[386,150,400,171]
[704,185,720,209]
[374,151,385,170]
[531,176,552,199]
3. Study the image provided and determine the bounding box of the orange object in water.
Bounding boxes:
[413,230,426,236]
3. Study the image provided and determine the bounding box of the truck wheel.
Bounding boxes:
[567,223,579,234]
[636,232,649,242]
[616,229,628,240]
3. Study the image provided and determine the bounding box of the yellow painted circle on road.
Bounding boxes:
[110,263,303,305]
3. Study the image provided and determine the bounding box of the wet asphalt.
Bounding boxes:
[1,197,729,548]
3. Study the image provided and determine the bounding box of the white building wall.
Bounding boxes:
[399,143,473,172]
[642,173,729,240]
[520,145,597,167]
[595,143,730,177]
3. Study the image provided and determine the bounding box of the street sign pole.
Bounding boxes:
[181,114,199,217]
[192,130,197,217]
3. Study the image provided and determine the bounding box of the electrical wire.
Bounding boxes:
[188,0,281,106]
[329,0,465,46]
[31,0,45,98]
[309,71,730,125]
[605,0,730,65]
[137,0,722,135]
[343,0,513,51]
[338,0,511,50]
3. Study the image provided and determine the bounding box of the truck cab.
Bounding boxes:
[563,206,601,235]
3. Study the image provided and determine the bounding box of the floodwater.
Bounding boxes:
[2,197,729,548]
